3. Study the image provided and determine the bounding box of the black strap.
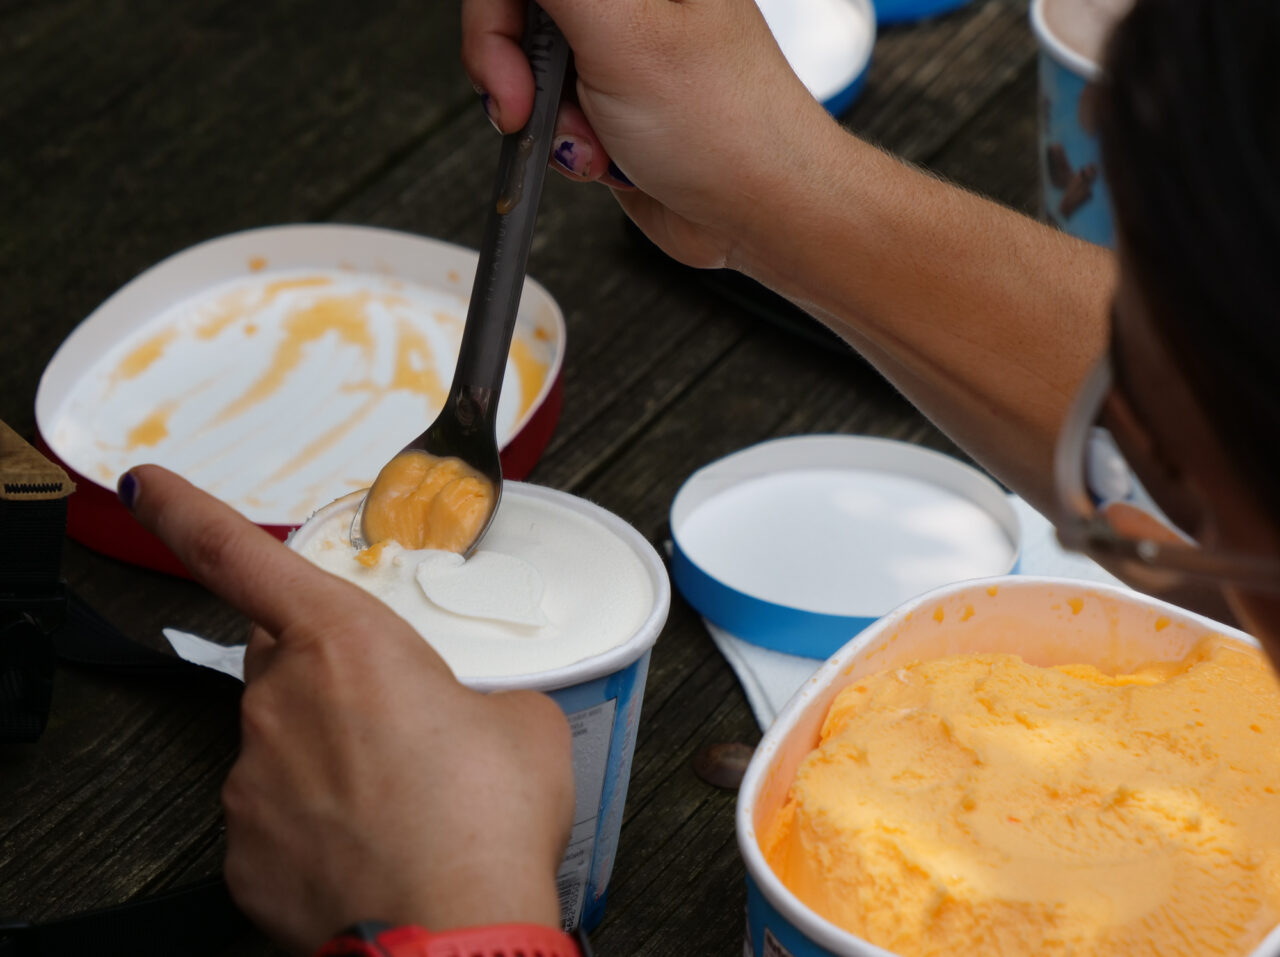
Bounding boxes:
[0,588,250,956]
[53,589,215,677]
[0,876,248,957]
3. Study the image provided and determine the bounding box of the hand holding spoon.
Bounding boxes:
[350,4,569,555]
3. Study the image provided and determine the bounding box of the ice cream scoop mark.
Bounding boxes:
[415,550,547,626]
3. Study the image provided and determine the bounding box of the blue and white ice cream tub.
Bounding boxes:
[1031,0,1133,247]
[288,482,671,932]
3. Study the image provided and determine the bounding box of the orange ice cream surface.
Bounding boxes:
[360,451,494,553]
[760,638,1280,957]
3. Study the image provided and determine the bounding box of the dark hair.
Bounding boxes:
[1098,0,1280,516]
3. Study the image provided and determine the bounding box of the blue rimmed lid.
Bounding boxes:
[757,0,876,116]
[669,435,1021,659]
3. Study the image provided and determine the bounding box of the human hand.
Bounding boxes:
[121,465,574,955]
[461,0,841,270]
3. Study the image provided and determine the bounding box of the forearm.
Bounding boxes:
[730,120,1117,515]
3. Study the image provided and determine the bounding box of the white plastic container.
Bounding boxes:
[289,482,671,931]
[736,576,1280,957]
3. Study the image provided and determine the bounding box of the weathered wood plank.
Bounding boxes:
[848,0,1035,161]
[927,57,1041,215]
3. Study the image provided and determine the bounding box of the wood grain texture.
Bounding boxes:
[0,0,1043,952]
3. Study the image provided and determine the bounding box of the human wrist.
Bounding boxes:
[722,108,863,290]
[412,853,563,932]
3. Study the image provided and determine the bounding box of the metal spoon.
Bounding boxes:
[350,3,569,554]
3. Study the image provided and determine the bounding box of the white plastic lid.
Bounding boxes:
[670,435,1021,658]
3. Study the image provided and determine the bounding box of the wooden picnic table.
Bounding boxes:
[0,0,1042,952]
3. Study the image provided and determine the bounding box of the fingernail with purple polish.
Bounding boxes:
[117,471,138,510]
[552,137,593,178]
[607,161,635,188]
[479,91,501,133]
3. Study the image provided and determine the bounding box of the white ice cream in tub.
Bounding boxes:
[288,482,671,930]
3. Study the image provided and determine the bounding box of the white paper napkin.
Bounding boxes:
[706,495,1125,730]
[164,627,246,682]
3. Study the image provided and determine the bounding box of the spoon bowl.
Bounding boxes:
[349,3,568,556]
[348,399,504,556]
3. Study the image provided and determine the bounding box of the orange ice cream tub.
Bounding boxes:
[736,576,1280,957]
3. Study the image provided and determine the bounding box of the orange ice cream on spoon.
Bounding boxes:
[359,450,495,555]
[760,636,1280,957]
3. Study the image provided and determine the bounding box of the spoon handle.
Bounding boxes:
[447,3,569,437]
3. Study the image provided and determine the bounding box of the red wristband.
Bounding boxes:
[315,921,582,957]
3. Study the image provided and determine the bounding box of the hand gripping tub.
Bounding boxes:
[290,482,671,931]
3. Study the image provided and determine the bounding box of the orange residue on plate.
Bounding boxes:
[262,319,451,487]
[212,292,375,425]
[1155,616,1171,631]
[198,277,334,340]
[932,606,945,623]
[446,269,461,284]
[533,325,552,341]
[387,319,448,403]
[1068,596,1085,615]
[112,328,178,382]
[262,276,333,299]
[195,289,251,340]
[125,402,176,449]
[248,256,268,272]
[960,604,975,622]
[987,585,999,597]
[433,309,462,331]
[244,322,258,336]
[510,337,549,420]
[263,393,381,484]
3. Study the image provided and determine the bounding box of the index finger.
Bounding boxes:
[461,0,533,132]
[119,464,380,639]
